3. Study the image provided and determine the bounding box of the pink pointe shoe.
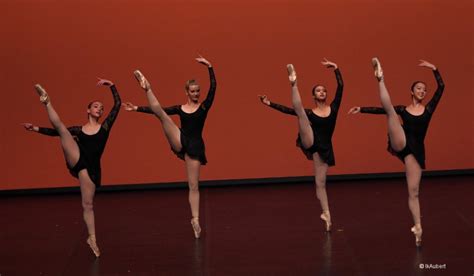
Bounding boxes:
[34,84,50,105]
[371,57,384,81]
[411,225,422,247]
[86,234,101,257]
[320,212,332,232]
[191,217,201,239]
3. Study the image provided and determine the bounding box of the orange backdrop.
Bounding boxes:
[1,0,473,190]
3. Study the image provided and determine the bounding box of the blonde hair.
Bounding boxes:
[185,79,198,91]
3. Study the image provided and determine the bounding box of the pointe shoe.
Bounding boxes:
[133,70,144,81]
[86,234,101,257]
[371,57,384,81]
[411,226,422,247]
[286,64,297,84]
[320,213,332,232]
[34,84,50,105]
[133,70,150,91]
[191,217,201,239]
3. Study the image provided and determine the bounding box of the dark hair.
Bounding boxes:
[87,101,102,109]
[410,81,426,92]
[311,84,325,96]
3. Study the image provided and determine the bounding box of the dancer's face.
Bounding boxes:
[88,102,104,118]
[313,85,327,101]
[186,84,201,102]
[411,82,427,101]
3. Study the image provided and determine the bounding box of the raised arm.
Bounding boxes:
[196,56,216,111]
[321,59,344,111]
[96,78,122,132]
[419,60,445,114]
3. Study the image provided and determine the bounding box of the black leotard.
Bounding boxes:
[360,69,444,169]
[267,68,344,166]
[136,67,216,165]
[37,85,121,186]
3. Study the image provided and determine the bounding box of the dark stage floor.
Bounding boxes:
[1,176,473,275]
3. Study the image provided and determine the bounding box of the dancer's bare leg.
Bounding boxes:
[287,65,314,149]
[79,170,100,257]
[36,85,80,166]
[313,153,331,231]
[185,155,201,238]
[134,71,182,152]
[405,154,423,246]
[372,59,406,151]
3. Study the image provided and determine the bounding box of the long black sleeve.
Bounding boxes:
[425,69,445,114]
[268,102,313,116]
[360,105,405,114]
[136,105,180,115]
[201,67,217,111]
[37,126,82,136]
[268,102,297,115]
[102,85,122,132]
[330,68,344,112]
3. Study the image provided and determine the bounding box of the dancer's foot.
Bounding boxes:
[371,57,384,81]
[287,64,297,85]
[411,225,422,247]
[191,217,201,239]
[34,84,50,105]
[133,70,151,91]
[86,234,101,257]
[320,212,332,232]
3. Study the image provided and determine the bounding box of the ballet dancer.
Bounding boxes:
[22,78,121,257]
[123,55,216,238]
[348,58,444,246]
[259,58,344,232]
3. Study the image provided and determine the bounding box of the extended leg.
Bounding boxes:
[291,83,314,149]
[145,89,182,152]
[372,59,406,151]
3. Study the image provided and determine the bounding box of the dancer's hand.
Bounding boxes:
[122,102,138,112]
[347,106,361,114]
[133,70,151,91]
[21,123,38,132]
[196,55,212,67]
[321,58,338,69]
[287,64,297,85]
[418,60,436,70]
[96,78,114,87]
[258,95,271,106]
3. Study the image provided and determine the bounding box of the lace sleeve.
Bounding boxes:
[201,67,217,111]
[102,85,122,132]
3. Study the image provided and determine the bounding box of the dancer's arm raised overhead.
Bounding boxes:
[97,78,121,132]
[419,60,444,114]
[321,58,344,112]
[196,55,216,111]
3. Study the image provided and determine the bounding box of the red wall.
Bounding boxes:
[1,0,473,190]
